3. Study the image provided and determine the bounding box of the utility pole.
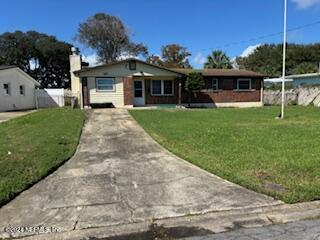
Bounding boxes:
[281,0,287,119]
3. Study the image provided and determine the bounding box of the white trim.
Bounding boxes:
[151,79,174,96]
[207,78,219,90]
[237,78,252,91]
[96,77,116,92]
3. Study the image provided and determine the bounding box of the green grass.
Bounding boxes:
[0,108,85,205]
[130,106,320,203]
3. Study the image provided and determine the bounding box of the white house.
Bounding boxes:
[0,66,40,112]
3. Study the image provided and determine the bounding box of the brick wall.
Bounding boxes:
[182,77,262,103]
[143,77,262,105]
[123,77,133,106]
[145,79,180,104]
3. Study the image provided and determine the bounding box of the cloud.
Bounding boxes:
[82,53,99,67]
[292,0,320,9]
[240,44,261,58]
[193,52,206,65]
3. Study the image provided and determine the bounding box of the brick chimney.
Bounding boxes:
[69,47,82,97]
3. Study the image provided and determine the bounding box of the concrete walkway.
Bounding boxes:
[0,110,34,123]
[0,109,281,239]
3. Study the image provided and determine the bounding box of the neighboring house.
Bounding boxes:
[265,72,320,87]
[0,66,40,112]
[70,49,264,108]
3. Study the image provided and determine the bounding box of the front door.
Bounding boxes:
[133,80,145,106]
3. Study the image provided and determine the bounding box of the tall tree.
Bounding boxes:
[236,43,320,77]
[160,44,192,68]
[0,31,72,88]
[76,13,148,64]
[204,50,232,69]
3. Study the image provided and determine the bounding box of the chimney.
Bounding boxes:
[69,47,82,97]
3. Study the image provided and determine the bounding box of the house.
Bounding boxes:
[0,66,40,112]
[265,72,320,87]
[70,48,264,108]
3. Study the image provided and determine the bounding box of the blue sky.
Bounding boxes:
[1,0,320,67]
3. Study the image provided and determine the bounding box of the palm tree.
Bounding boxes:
[204,50,232,69]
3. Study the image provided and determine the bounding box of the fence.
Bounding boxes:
[36,89,73,108]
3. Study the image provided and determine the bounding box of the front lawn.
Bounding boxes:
[0,108,85,205]
[130,106,320,203]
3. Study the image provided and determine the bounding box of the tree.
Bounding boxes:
[204,50,232,69]
[146,55,164,66]
[76,13,148,64]
[161,44,192,68]
[236,43,320,77]
[185,72,204,106]
[0,31,72,88]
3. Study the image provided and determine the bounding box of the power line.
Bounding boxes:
[199,19,320,52]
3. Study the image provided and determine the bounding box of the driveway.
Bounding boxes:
[0,109,281,239]
[0,110,34,123]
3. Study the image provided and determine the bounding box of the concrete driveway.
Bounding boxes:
[0,109,281,239]
[0,110,34,123]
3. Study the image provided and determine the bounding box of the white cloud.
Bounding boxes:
[193,52,206,65]
[82,53,99,67]
[292,0,320,9]
[240,44,261,58]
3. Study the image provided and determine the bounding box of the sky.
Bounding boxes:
[0,0,320,67]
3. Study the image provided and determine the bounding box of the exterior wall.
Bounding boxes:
[87,77,124,107]
[123,77,133,106]
[293,76,320,87]
[0,68,37,112]
[70,55,82,97]
[182,77,262,104]
[142,77,180,105]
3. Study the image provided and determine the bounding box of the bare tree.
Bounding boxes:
[76,13,148,63]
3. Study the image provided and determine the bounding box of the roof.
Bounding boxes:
[170,68,265,78]
[287,72,320,79]
[0,65,17,71]
[0,65,40,86]
[74,58,184,76]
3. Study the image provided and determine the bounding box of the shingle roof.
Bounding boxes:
[0,65,17,71]
[170,68,265,78]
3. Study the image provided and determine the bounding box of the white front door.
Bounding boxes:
[133,80,145,106]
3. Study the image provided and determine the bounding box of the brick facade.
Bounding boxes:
[145,79,180,104]
[123,77,133,106]
[144,77,262,105]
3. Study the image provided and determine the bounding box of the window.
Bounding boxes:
[3,83,10,95]
[163,80,173,95]
[19,85,25,95]
[129,60,136,70]
[151,80,173,96]
[207,78,218,90]
[237,79,251,90]
[96,78,115,91]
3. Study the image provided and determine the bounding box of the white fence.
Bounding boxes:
[36,89,66,108]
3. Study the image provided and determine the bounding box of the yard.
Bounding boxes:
[0,108,84,205]
[130,106,320,203]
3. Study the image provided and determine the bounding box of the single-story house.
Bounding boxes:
[0,66,40,112]
[70,49,264,108]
